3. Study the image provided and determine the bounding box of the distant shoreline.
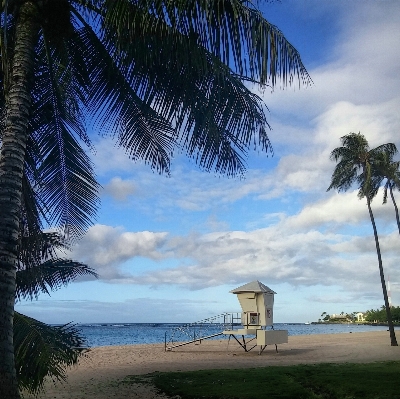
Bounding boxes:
[311,321,400,326]
[78,321,395,347]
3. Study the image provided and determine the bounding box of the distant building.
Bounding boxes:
[330,313,347,320]
[355,312,366,322]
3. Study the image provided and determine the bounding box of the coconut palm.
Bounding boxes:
[15,229,97,394]
[0,1,310,396]
[373,150,400,235]
[4,87,100,396]
[327,132,398,346]
[14,156,97,394]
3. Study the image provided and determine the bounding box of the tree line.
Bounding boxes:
[365,306,400,324]
[319,308,400,324]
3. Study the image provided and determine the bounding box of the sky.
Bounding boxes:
[16,0,400,324]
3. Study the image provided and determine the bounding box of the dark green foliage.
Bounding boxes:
[16,258,96,301]
[130,362,400,399]
[14,313,87,394]
[365,306,400,323]
[16,231,97,301]
[14,231,97,394]
[327,133,397,200]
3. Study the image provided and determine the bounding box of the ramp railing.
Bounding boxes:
[164,312,241,351]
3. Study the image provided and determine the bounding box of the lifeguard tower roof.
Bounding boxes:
[230,280,276,294]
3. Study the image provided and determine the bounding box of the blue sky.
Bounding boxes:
[16,0,400,324]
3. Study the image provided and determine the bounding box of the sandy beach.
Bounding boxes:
[27,331,400,399]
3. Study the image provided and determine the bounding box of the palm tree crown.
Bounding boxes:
[327,133,397,200]
[373,149,400,235]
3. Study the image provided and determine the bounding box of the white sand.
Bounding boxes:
[27,331,400,399]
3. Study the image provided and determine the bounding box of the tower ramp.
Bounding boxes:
[164,312,241,351]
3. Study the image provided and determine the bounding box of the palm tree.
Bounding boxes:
[2,89,100,396]
[0,1,310,396]
[327,132,398,346]
[14,231,97,394]
[13,128,98,394]
[373,150,400,235]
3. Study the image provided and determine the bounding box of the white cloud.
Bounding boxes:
[261,100,400,202]
[265,1,400,122]
[71,191,400,302]
[103,177,136,201]
[71,225,169,279]
[284,190,397,231]
[91,137,138,175]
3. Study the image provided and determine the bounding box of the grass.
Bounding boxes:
[123,361,400,399]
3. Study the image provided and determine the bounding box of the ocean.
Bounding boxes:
[77,322,393,347]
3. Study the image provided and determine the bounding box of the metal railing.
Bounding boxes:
[164,312,242,351]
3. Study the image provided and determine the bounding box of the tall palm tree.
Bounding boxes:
[373,150,400,235]
[14,231,97,395]
[327,132,398,346]
[13,126,98,394]
[0,1,310,397]
[2,76,100,397]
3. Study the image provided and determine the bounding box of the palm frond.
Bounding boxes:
[18,231,70,270]
[327,158,359,192]
[339,132,370,154]
[14,312,87,394]
[372,145,400,185]
[16,23,101,241]
[102,0,311,87]
[80,2,272,176]
[16,258,97,301]
[74,14,177,174]
[37,127,100,240]
[371,143,398,160]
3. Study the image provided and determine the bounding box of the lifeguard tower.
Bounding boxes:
[222,280,288,353]
[164,280,288,354]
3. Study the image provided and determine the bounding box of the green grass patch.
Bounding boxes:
[124,361,400,399]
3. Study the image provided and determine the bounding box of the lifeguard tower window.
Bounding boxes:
[249,313,259,325]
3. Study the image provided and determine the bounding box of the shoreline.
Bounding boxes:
[82,323,395,348]
[26,331,400,399]
[96,326,399,349]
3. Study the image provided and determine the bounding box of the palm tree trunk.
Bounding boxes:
[389,183,400,235]
[0,3,39,398]
[366,198,398,346]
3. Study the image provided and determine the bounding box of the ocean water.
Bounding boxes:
[78,322,393,348]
